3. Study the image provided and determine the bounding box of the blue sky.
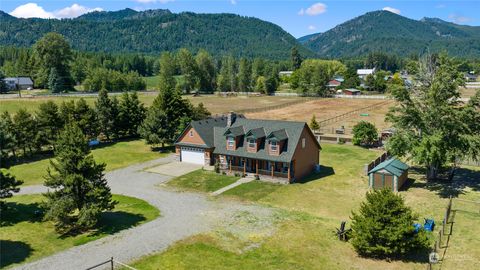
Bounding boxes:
[3,1,480,37]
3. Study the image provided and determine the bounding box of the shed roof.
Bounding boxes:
[369,158,408,177]
[4,77,33,85]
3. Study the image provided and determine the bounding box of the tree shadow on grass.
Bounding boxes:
[93,211,147,236]
[0,240,33,268]
[294,165,335,184]
[419,168,480,198]
[0,201,43,227]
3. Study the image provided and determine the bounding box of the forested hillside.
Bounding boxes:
[300,10,480,58]
[0,9,313,59]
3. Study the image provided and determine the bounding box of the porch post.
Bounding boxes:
[287,162,291,182]
[271,162,274,177]
[256,160,258,175]
[243,158,246,175]
[229,158,232,173]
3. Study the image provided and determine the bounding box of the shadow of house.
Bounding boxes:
[0,202,43,227]
[294,165,335,184]
[0,240,33,268]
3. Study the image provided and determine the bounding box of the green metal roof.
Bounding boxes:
[369,158,408,177]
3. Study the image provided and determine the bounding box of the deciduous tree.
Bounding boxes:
[352,121,378,146]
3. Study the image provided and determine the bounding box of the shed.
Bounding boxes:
[368,157,408,192]
[343,88,361,96]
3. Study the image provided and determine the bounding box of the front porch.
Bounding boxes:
[217,155,293,183]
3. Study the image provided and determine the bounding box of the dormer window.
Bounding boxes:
[247,138,256,149]
[227,137,235,147]
[270,141,278,151]
[189,130,194,137]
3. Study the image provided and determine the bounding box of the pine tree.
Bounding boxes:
[138,105,169,148]
[351,189,429,258]
[13,109,36,155]
[0,112,17,159]
[95,89,114,140]
[238,58,252,92]
[118,92,146,137]
[74,98,99,140]
[192,102,211,120]
[0,170,23,208]
[48,67,63,93]
[43,124,116,233]
[0,71,8,94]
[37,101,63,150]
[309,115,319,133]
[291,46,303,70]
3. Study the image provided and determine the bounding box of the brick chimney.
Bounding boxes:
[227,112,236,127]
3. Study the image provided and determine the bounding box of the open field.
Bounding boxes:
[6,140,168,186]
[246,98,394,131]
[127,144,480,270]
[0,93,303,115]
[0,194,159,269]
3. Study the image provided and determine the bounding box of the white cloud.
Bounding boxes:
[308,25,316,31]
[55,4,103,19]
[449,14,472,24]
[299,3,327,16]
[230,0,237,5]
[10,3,55,19]
[382,7,401,15]
[10,3,103,19]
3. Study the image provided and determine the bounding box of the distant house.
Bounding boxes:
[326,79,341,91]
[357,68,375,80]
[279,71,293,77]
[3,77,34,90]
[334,75,345,83]
[174,112,321,183]
[368,157,408,192]
[465,73,477,82]
[343,88,361,95]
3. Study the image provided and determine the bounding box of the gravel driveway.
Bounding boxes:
[13,155,272,270]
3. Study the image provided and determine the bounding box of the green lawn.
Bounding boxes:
[127,144,480,270]
[144,75,185,90]
[8,140,167,186]
[0,194,159,269]
[167,170,240,193]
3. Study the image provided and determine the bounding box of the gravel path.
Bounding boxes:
[13,156,271,270]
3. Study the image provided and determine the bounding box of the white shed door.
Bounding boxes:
[181,148,205,165]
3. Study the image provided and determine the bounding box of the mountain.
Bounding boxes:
[299,10,480,58]
[0,9,313,59]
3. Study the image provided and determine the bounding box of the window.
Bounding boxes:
[302,138,306,148]
[270,141,278,151]
[248,138,256,148]
[189,130,193,137]
[227,137,235,147]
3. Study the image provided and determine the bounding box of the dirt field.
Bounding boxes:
[246,98,394,132]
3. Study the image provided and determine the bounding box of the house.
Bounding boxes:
[279,71,293,77]
[465,73,477,82]
[343,88,361,95]
[174,112,321,182]
[357,68,375,80]
[326,79,341,91]
[3,77,34,90]
[368,157,408,192]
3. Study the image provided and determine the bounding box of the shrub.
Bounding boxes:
[214,160,220,174]
[352,121,378,146]
[351,189,429,258]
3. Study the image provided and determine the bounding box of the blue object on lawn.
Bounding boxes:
[88,139,100,147]
[424,218,435,232]
[413,223,422,233]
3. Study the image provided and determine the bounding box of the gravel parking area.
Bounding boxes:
[13,155,272,270]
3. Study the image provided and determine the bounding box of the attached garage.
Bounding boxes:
[180,147,205,165]
[368,158,409,192]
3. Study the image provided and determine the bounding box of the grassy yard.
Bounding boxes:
[127,144,480,270]
[0,194,159,269]
[7,140,167,186]
[167,170,239,193]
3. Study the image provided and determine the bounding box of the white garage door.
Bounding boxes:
[181,148,205,165]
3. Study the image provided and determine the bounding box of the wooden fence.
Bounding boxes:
[85,257,137,270]
[317,100,392,128]
[364,152,390,175]
[235,98,311,114]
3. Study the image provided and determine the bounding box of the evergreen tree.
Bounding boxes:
[351,189,429,258]
[195,49,216,92]
[192,102,211,120]
[0,170,23,208]
[48,67,63,93]
[238,58,252,92]
[37,101,63,150]
[43,124,116,233]
[309,115,319,133]
[138,105,169,148]
[12,109,36,155]
[0,112,17,159]
[95,89,115,140]
[255,76,266,94]
[0,71,8,94]
[158,52,176,92]
[177,48,198,93]
[291,46,303,70]
[110,96,122,139]
[118,92,146,137]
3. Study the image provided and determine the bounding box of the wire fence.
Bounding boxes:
[235,98,312,114]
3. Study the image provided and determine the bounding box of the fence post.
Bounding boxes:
[111,257,114,270]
